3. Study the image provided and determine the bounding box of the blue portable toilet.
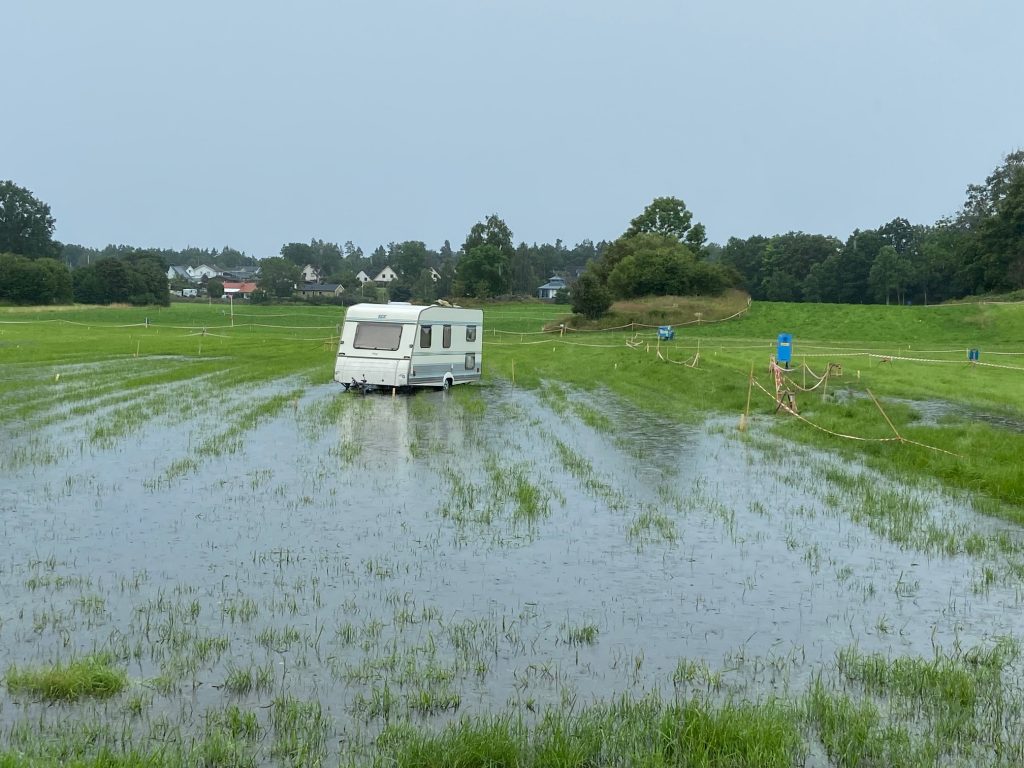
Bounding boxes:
[658,325,674,340]
[968,348,980,362]
[776,333,793,367]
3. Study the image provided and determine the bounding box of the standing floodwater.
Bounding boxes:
[1,374,1023,764]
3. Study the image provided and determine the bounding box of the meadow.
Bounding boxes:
[1,298,1023,767]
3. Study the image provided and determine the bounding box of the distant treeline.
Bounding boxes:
[0,251,169,306]
[717,151,1024,305]
[2,149,1021,307]
[61,236,607,303]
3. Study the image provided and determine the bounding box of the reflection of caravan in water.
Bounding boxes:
[335,302,483,391]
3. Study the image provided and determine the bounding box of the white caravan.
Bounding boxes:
[335,303,483,391]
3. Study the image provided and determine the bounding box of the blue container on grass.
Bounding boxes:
[776,333,793,366]
[658,326,674,340]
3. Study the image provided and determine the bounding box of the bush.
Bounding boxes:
[570,272,612,319]
[0,254,72,304]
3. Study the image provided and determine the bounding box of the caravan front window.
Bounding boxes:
[353,322,402,351]
[443,325,452,348]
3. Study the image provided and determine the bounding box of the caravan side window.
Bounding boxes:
[420,325,432,348]
[466,325,477,342]
[465,353,476,370]
[442,325,452,349]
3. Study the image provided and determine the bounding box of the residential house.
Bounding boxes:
[191,264,223,280]
[355,270,371,284]
[166,265,195,283]
[300,264,323,283]
[537,275,567,300]
[373,266,398,285]
[222,265,261,282]
[296,282,344,299]
[222,281,258,299]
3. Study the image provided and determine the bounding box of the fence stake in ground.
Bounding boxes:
[739,364,753,432]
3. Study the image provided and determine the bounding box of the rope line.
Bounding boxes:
[749,376,961,456]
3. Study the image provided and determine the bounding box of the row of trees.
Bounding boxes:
[275,229,605,304]
[0,254,72,304]
[1,181,173,306]
[71,252,170,306]
[61,243,258,271]
[3,149,1022,307]
[719,151,1024,305]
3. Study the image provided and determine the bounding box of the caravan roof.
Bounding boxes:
[343,303,478,324]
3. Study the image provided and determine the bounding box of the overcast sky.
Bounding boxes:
[5,0,1022,258]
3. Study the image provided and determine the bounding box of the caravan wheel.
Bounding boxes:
[442,376,452,391]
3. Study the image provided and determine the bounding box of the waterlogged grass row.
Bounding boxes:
[0,694,804,768]
[5,654,127,702]
[5,640,1021,767]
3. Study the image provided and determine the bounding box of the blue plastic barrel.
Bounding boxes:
[777,333,793,366]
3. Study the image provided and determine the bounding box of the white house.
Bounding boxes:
[166,265,194,282]
[355,270,371,284]
[190,264,223,280]
[300,264,323,283]
[537,275,567,300]
[373,266,398,285]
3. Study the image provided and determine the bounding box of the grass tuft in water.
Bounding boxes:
[5,654,128,702]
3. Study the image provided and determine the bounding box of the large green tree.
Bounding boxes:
[720,235,770,295]
[961,150,1024,225]
[258,257,300,298]
[623,196,707,254]
[917,220,969,302]
[976,164,1024,290]
[458,215,515,297]
[71,258,166,306]
[390,241,430,278]
[0,181,57,258]
[868,245,912,304]
[455,244,509,297]
[462,214,514,257]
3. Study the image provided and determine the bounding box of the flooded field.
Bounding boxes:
[2,350,1024,765]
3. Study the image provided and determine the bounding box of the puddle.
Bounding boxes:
[836,388,1024,433]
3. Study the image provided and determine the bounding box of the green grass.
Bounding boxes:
[373,695,804,768]
[5,654,128,702]
[483,299,1024,510]
[808,638,1023,767]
